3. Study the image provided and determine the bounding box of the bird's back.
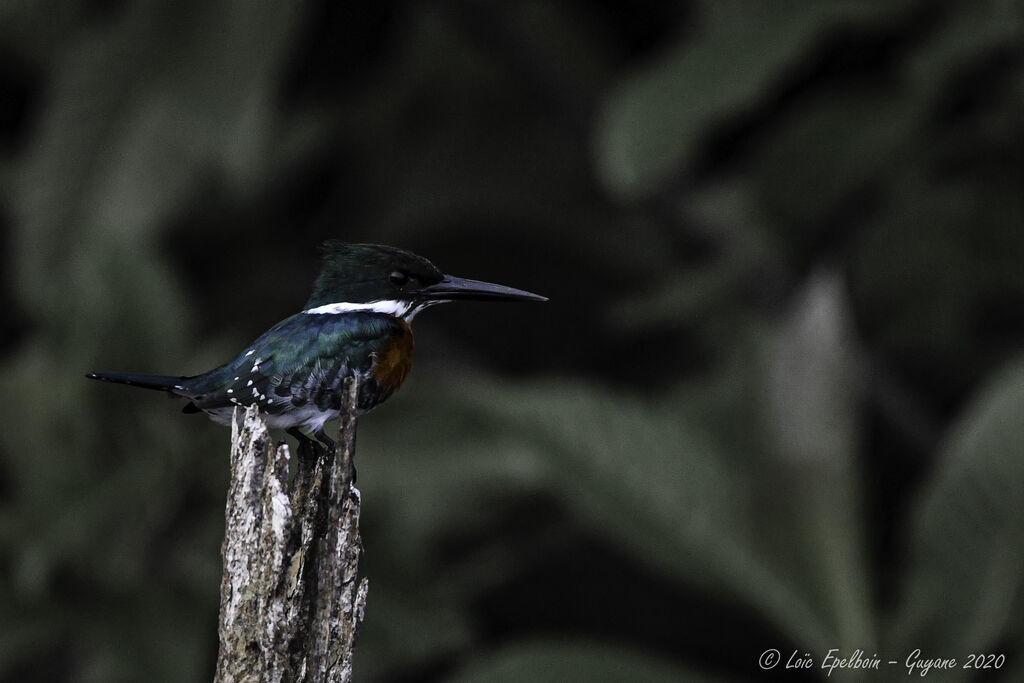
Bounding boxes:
[182,311,414,430]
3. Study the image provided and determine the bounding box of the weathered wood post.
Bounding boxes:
[215,377,367,683]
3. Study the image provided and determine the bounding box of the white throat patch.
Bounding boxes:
[303,299,444,322]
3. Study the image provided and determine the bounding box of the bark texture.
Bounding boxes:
[215,378,367,683]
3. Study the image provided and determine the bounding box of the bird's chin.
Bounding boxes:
[404,299,448,322]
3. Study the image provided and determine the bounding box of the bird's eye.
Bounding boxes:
[389,271,409,286]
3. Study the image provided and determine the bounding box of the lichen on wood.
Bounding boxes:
[215,377,367,683]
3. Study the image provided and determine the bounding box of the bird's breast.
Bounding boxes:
[366,319,415,404]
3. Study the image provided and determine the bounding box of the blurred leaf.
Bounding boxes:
[606,253,751,332]
[0,0,89,67]
[0,610,67,676]
[607,180,783,335]
[355,582,473,683]
[595,0,917,200]
[764,269,859,466]
[10,0,303,318]
[750,0,1024,233]
[332,5,633,264]
[611,270,872,652]
[444,638,724,683]
[360,363,851,657]
[751,85,923,229]
[890,354,1024,662]
[755,269,872,649]
[0,1,306,680]
[905,0,1024,100]
[847,175,1024,398]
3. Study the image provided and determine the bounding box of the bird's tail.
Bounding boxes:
[86,371,188,393]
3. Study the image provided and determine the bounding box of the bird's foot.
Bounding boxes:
[312,428,357,484]
[287,427,324,460]
[313,428,336,452]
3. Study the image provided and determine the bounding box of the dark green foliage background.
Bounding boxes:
[2,1,1023,681]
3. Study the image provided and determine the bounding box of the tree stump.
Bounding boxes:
[215,377,367,683]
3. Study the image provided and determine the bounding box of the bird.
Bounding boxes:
[87,241,546,449]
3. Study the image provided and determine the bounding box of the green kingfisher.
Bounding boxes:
[88,241,546,448]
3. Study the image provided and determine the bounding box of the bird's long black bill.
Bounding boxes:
[420,274,547,302]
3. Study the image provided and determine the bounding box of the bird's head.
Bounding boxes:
[304,242,546,320]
